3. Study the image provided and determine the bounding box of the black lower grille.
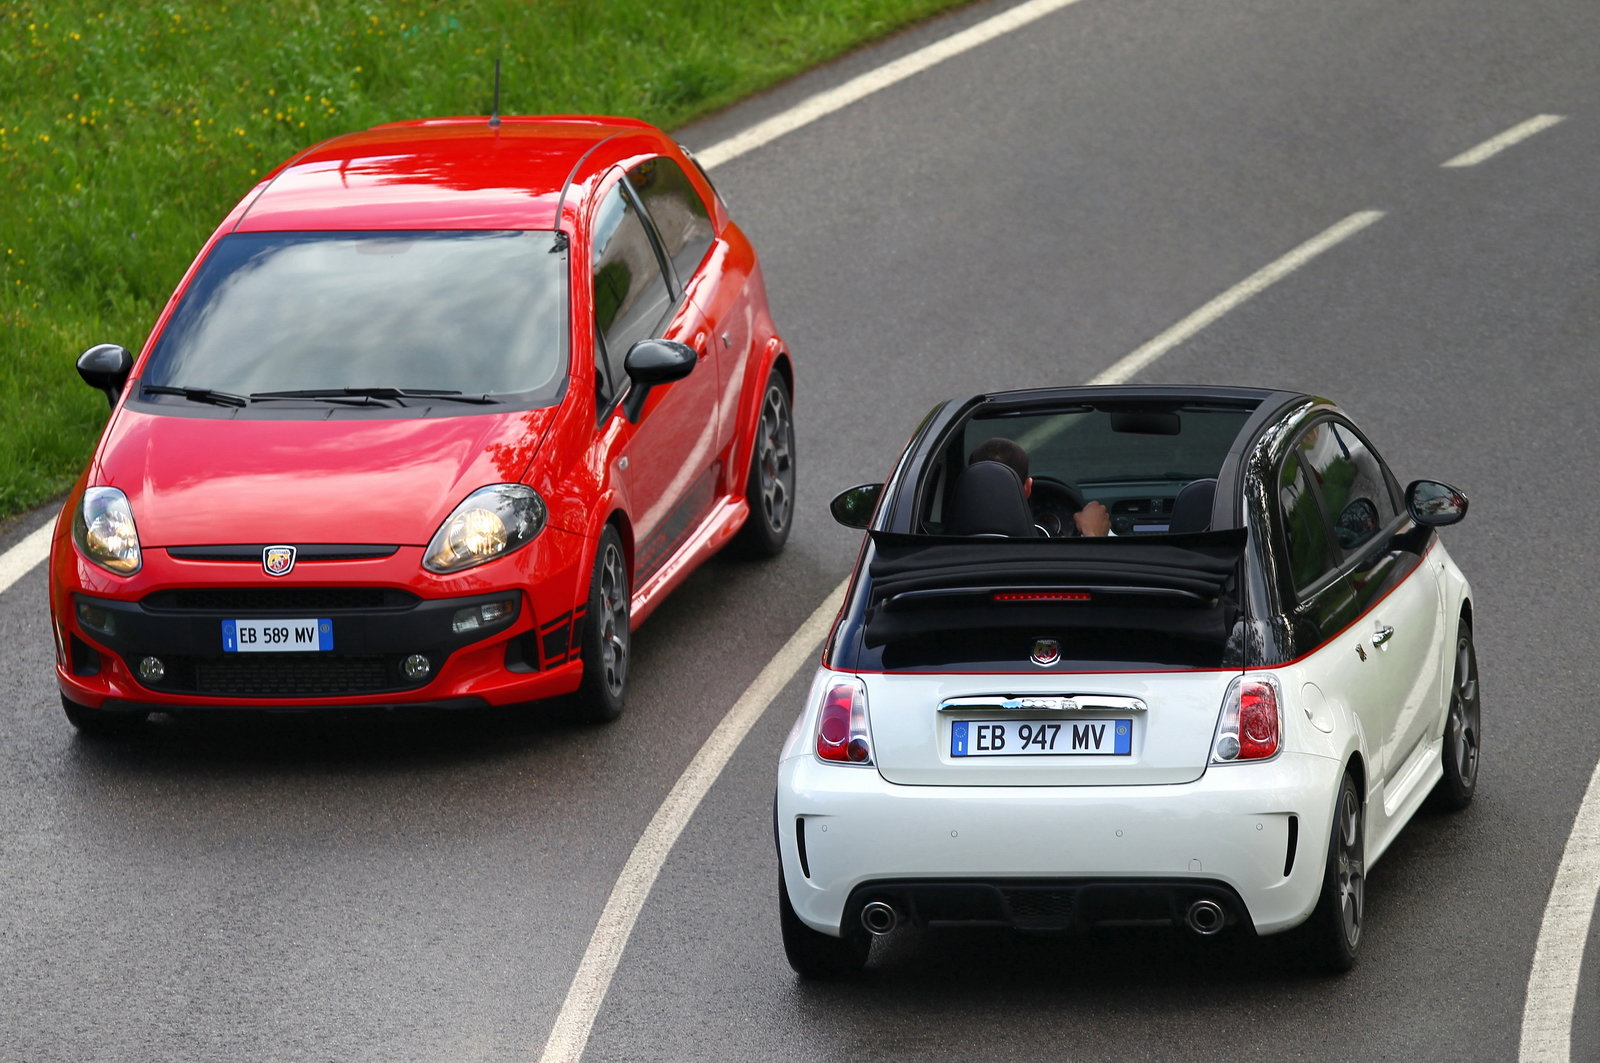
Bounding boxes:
[157,654,419,697]
[1001,888,1077,930]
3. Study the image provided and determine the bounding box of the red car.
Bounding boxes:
[50,115,795,732]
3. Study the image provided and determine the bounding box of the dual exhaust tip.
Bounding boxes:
[859,896,1226,936]
[1185,898,1226,936]
[860,900,898,935]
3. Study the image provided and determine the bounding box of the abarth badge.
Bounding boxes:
[263,545,297,577]
[1030,638,1061,667]
[1356,644,1367,662]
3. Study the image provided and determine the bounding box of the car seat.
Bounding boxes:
[943,460,1037,537]
[1168,477,1218,533]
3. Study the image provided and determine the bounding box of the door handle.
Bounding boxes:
[1371,624,1395,647]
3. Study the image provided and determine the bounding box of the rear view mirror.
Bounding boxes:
[1405,480,1468,526]
[830,484,883,529]
[1109,411,1180,435]
[77,343,133,410]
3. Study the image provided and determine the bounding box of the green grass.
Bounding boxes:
[0,0,966,518]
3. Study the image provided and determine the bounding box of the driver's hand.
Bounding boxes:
[1073,501,1111,537]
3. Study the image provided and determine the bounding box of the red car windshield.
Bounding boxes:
[141,230,569,406]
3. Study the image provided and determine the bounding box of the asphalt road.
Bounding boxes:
[4,1,1599,1060]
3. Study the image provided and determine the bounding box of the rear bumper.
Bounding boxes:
[776,750,1343,938]
[839,877,1249,935]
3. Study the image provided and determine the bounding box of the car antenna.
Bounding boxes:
[488,58,502,128]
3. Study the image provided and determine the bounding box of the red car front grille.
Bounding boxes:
[143,588,419,613]
[158,654,416,697]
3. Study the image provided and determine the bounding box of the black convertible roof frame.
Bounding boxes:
[824,384,1353,672]
[876,385,1310,536]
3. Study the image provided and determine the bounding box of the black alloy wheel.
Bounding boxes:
[1433,622,1480,811]
[1294,771,1365,973]
[732,372,795,557]
[778,867,871,979]
[574,526,630,723]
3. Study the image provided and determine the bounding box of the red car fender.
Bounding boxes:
[727,331,793,501]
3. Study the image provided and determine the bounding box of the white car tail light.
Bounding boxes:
[815,676,873,764]
[1211,674,1282,763]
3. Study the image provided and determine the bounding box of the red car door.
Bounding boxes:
[589,169,719,582]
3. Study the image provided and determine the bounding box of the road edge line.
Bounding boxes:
[0,518,54,597]
[536,579,847,1063]
[1519,753,1600,1063]
[695,0,1087,170]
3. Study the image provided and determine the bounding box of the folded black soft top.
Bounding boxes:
[863,528,1247,647]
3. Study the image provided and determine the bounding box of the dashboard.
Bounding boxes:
[1030,478,1191,536]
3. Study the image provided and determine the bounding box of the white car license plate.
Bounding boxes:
[951,718,1131,757]
[222,618,334,653]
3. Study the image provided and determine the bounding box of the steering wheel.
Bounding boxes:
[1028,476,1086,537]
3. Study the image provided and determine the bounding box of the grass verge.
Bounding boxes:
[0,0,967,518]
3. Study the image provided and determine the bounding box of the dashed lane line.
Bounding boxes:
[1086,210,1386,387]
[1442,114,1565,167]
[1018,209,1386,454]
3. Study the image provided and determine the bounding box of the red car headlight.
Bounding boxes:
[425,484,547,574]
[73,486,142,575]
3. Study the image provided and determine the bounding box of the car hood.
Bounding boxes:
[93,407,558,547]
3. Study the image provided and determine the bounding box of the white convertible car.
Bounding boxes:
[776,385,1476,976]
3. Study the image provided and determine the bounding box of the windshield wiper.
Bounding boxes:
[142,384,250,408]
[250,387,497,406]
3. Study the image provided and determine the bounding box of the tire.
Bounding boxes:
[779,868,870,979]
[1292,771,1365,973]
[573,526,629,724]
[730,372,795,558]
[60,694,146,737]
[1431,622,1480,812]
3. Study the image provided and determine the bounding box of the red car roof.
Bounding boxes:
[233,115,658,233]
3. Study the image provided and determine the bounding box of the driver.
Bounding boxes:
[968,437,1112,537]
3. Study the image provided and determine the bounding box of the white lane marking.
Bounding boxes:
[1086,210,1386,387]
[1519,754,1600,1063]
[0,518,54,597]
[537,580,847,1063]
[1442,114,1565,168]
[695,0,1087,169]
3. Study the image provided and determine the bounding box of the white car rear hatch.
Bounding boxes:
[865,669,1241,786]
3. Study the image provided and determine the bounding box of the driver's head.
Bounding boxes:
[968,437,1031,497]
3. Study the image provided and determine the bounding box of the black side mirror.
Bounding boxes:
[77,344,134,410]
[830,483,883,529]
[621,339,697,422]
[1405,479,1468,526]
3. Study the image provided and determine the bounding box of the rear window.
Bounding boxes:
[142,230,569,405]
